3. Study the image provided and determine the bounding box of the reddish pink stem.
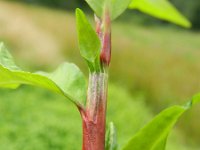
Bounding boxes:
[100,9,111,66]
[80,73,108,150]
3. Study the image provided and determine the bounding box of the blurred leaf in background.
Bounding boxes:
[171,0,200,29]
[128,0,191,28]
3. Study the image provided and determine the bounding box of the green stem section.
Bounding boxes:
[81,73,108,150]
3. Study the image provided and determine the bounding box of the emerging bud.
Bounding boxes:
[100,9,111,66]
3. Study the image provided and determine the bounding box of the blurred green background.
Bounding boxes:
[0,0,200,149]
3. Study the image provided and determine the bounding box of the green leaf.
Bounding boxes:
[85,0,132,20]
[85,0,104,18]
[122,94,200,150]
[190,93,200,106]
[106,122,118,150]
[0,43,86,105]
[76,8,101,72]
[129,0,191,28]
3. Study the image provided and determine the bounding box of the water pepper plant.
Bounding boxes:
[0,0,200,150]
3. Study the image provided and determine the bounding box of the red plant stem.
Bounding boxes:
[81,73,108,150]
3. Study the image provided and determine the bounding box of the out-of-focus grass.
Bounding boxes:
[0,0,200,148]
[0,85,199,150]
[0,85,150,150]
[112,22,200,106]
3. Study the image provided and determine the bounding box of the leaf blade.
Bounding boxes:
[85,0,132,20]
[76,8,101,72]
[36,62,87,104]
[122,106,185,150]
[85,0,104,18]
[121,95,200,150]
[129,0,191,28]
[0,43,86,105]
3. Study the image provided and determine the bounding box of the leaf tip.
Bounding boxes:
[192,93,200,106]
[178,17,192,28]
[184,21,192,28]
[75,8,83,18]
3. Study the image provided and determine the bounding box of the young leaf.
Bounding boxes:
[110,0,132,20]
[106,122,118,150]
[0,43,86,105]
[129,0,191,28]
[121,94,200,150]
[85,0,104,18]
[85,0,132,20]
[76,8,101,72]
